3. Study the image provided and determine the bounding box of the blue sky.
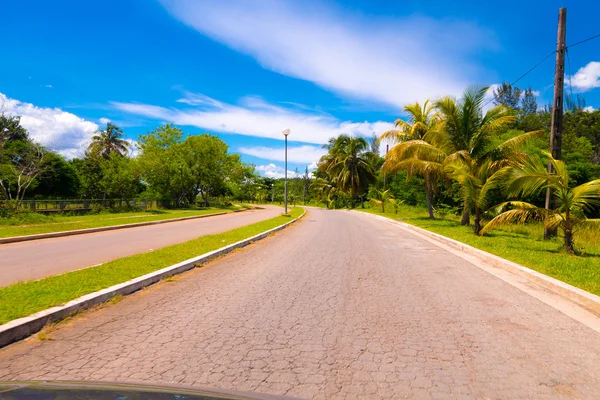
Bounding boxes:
[1,0,599,178]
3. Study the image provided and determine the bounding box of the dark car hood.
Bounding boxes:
[0,381,295,400]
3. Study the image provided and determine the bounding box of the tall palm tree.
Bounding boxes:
[481,153,600,254]
[380,100,446,219]
[88,122,129,159]
[435,86,519,225]
[322,135,376,207]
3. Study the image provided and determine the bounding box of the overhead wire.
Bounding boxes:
[481,50,556,108]
[480,31,599,110]
[566,32,600,49]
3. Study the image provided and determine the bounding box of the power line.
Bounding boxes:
[566,32,600,49]
[482,50,556,108]
[479,32,599,110]
[566,47,573,107]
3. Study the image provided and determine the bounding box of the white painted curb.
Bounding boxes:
[355,210,600,316]
[0,209,258,244]
[0,209,306,347]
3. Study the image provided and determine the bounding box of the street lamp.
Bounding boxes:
[282,128,290,214]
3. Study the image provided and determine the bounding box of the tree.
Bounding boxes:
[369,133,380,154]
[71,156,105,199]
[436,86,520,226]
[31,152,80,199]
[0,142,47,208]
[521,88,538,116]
[380,100,445,219]
[183,134,243,206]
[443,128,541,235]
[368,188,394,213]
[137,124,191,207]
[481,153,600,254]
[100,154,143,202]
[310,177,338,208]
[88,122,129,159]
[319,135,376,207]
[493,82,522,110]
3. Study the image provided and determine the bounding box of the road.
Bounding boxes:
[0,206,281,287]
[1,208,600,399]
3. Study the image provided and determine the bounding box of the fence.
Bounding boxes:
[14,199,162,214]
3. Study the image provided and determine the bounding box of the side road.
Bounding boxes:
[0,209,246,244]
[0,205,282,287]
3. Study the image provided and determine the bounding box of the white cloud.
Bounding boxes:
[159,0,496,107]
[255,163,300,179]
[569,61,600,92]
[99,117,111,124]
[238,145,325,164]
[44,84,53,89]
[113,93,394,145]
[583,106,596,112]
[0,92,98,158]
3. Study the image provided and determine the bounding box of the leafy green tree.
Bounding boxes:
[71,155,105,199]
[481,153,600,254]
[88,122,129,158]
[183,134,243,206]
[137,124,191,207]
[100,154,143,202]
[31,152,79,199]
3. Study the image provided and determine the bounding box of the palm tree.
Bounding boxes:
[481,153,600,254]
[310,177,338,208]
[88,122,129,159]
[380,100,446,219]
[435,86,519,226]
[369,188,394,213]
[323,135,376,207]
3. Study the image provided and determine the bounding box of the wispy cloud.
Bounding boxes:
[568,61,600,92]
[255,163,301,179]
[112,93,393,145]
[238,145,325,164]
[159,0,497,107]
[1,92,98,159]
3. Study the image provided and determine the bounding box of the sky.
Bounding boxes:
[1,0,599,178]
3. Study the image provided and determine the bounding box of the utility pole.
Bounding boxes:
[544,7,567,240]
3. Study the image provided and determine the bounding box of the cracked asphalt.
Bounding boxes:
[1,208,600,399]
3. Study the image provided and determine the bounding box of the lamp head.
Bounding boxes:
[282,128,290,137]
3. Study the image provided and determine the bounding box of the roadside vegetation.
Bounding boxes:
[0,207,302,324]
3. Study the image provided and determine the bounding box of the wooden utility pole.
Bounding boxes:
[544,7,567,240]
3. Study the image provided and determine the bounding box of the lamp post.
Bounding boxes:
[282,128,290,214]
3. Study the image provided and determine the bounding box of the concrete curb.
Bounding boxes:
[0,208,254,244]
[0,208,306,348]
[355,210,600,317]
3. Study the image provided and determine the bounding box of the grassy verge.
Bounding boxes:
[0,207,302,325]
[0,207,242,238]
[359,205,600,296]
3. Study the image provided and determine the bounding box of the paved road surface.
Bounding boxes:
[2,208,599,399]
[0,206,281,287]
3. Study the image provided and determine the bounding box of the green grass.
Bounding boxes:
[0,207,241,238]
[0,207,303,325]
[359,205,600,296]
